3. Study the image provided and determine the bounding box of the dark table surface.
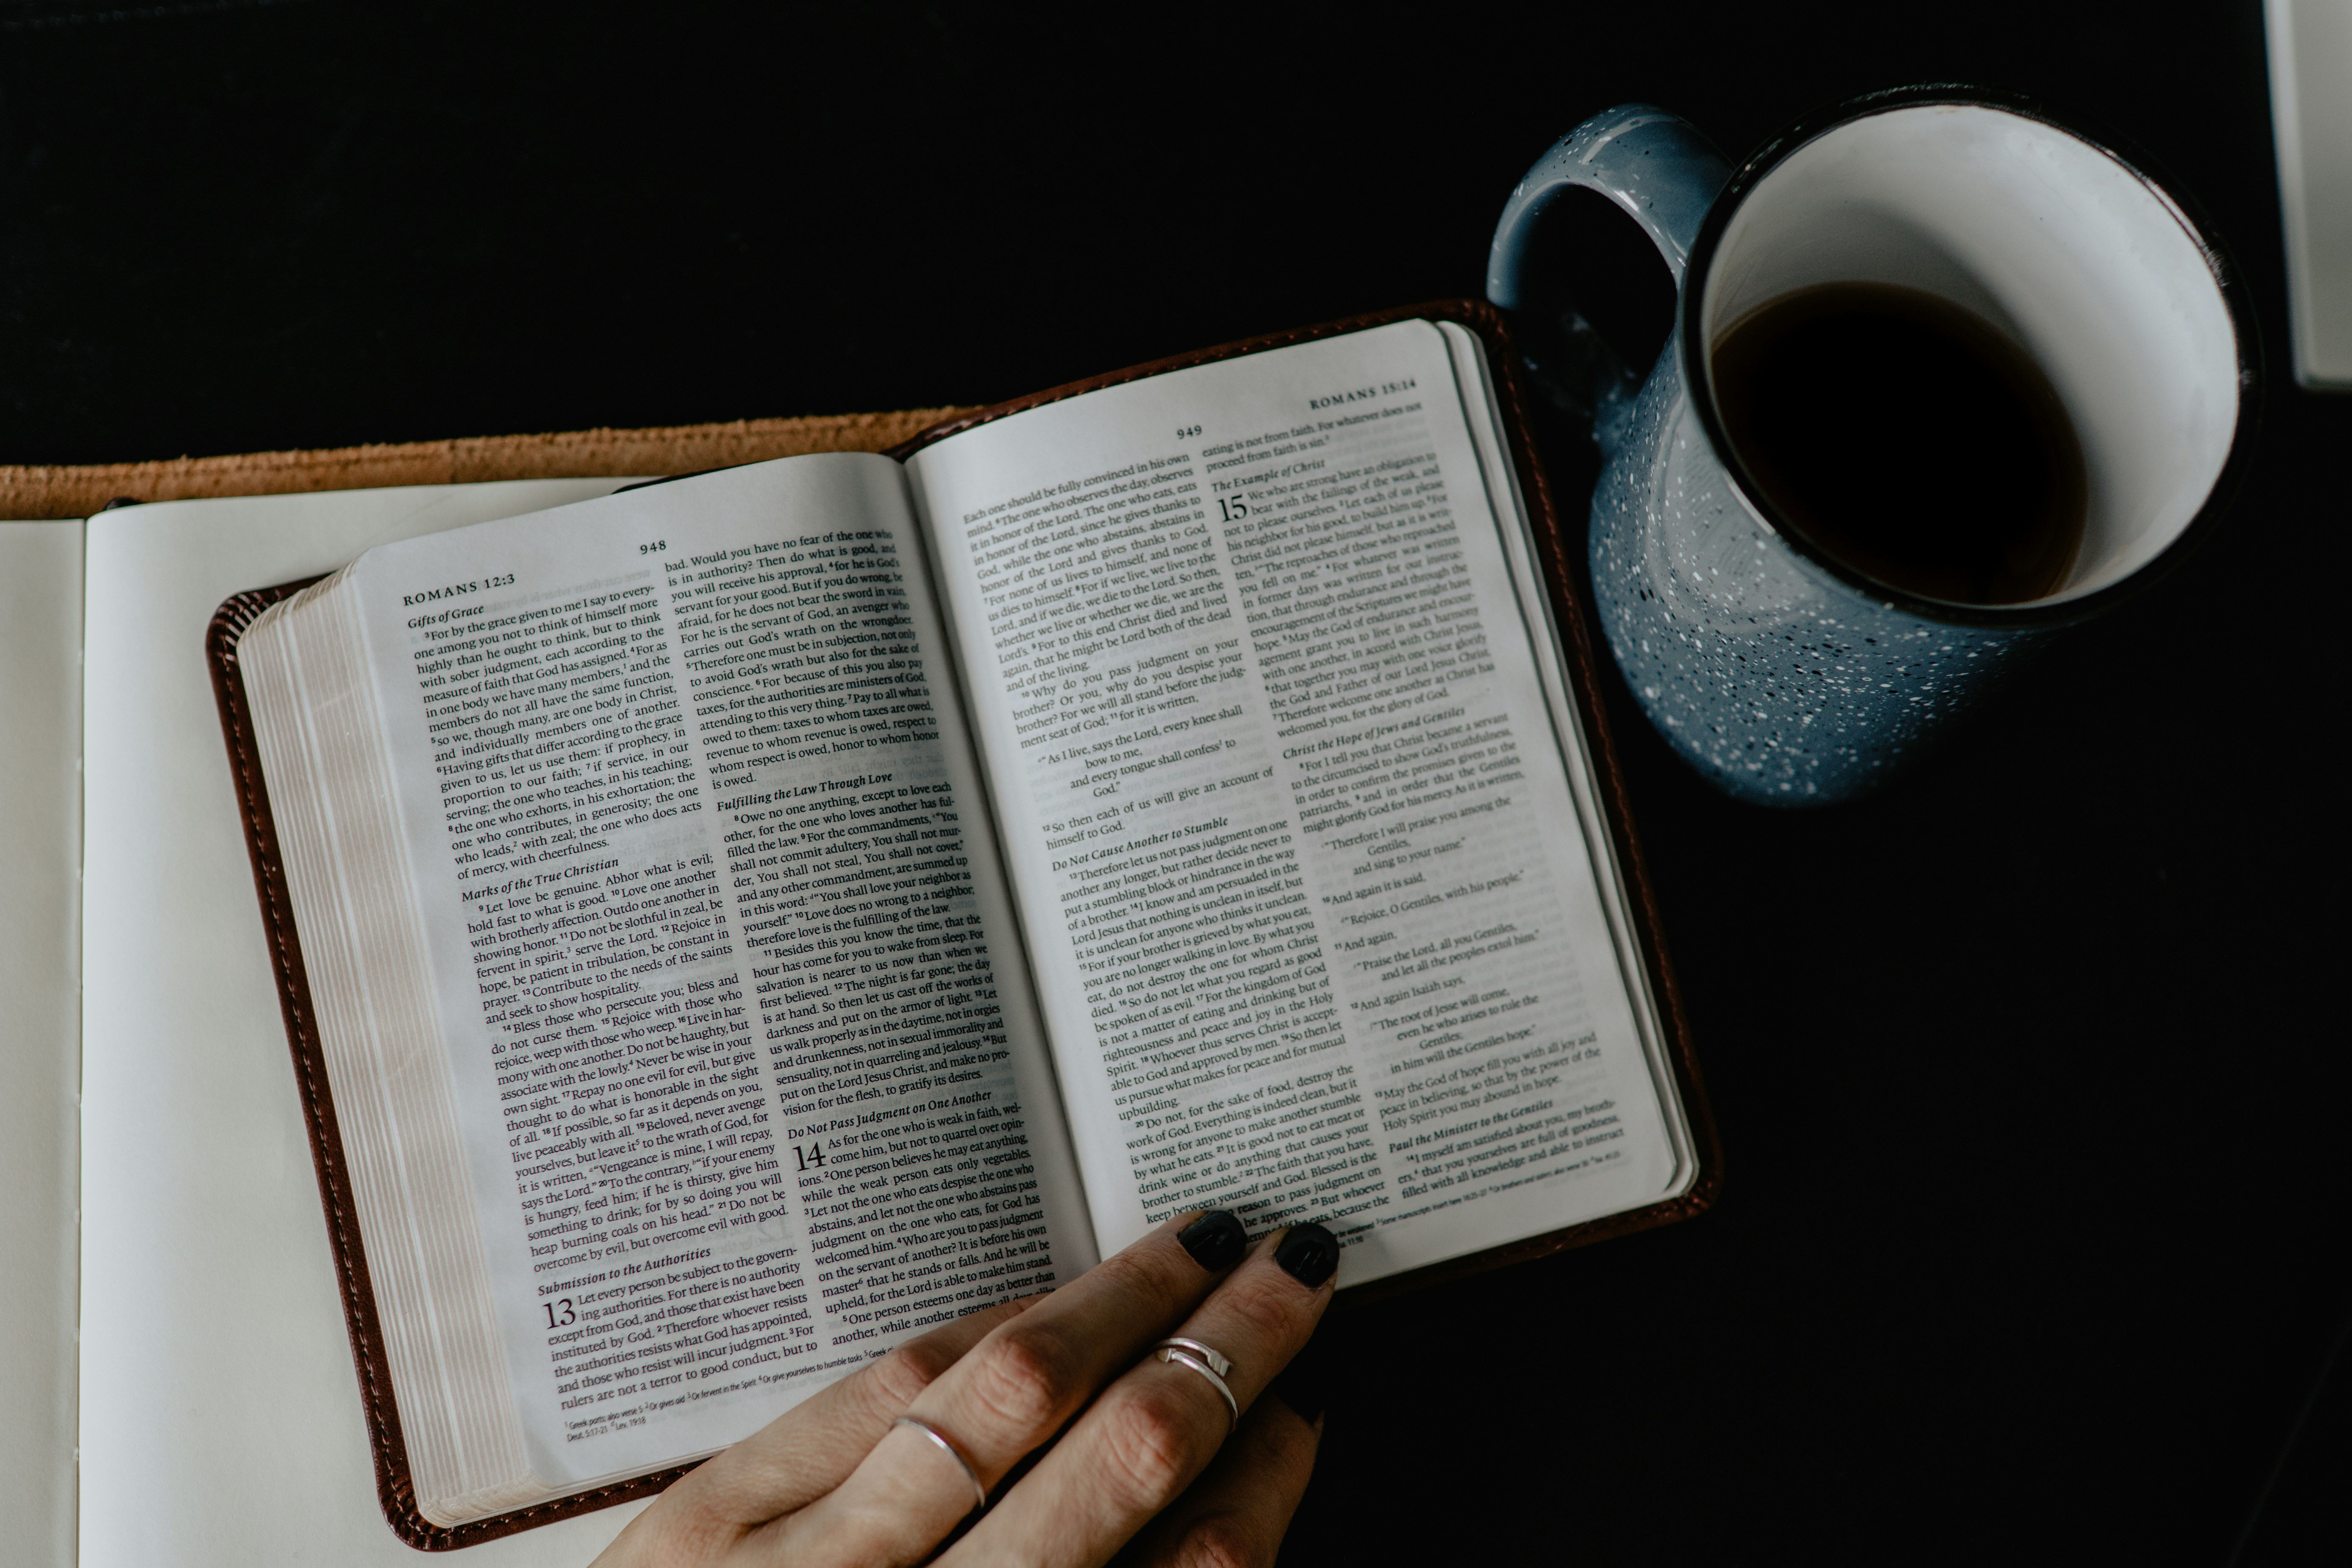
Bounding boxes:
[6,2,2341,1560]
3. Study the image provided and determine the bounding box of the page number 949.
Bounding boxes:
[1176,426,1201,441]
[639,539,667,555]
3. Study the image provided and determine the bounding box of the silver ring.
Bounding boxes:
[894,1415,988,1516]
[1154,1337,1232,1378]
[1154,1345,1239,1432]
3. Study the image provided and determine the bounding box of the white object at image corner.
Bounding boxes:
[2269,0,2352,387]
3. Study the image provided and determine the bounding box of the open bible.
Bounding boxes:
[208,302,1716,1546]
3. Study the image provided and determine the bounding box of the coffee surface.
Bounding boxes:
[1710,282,2086,605]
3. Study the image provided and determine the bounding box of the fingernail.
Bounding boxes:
[1274,1222,1339,1288]
[1177,1209,1247,1272]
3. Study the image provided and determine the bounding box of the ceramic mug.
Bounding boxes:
[1488,90,2257,805]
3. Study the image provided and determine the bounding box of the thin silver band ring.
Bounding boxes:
[1154,1345,1240,1431]
[893,1415,988,1516]
[1153,1337,1232,1378]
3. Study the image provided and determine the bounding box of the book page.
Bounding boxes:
[305,457,1092,1488]
[908,321,1688,1288]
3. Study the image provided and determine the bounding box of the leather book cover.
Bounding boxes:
[205,301,1719,1548]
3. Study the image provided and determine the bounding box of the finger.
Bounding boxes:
[1115,1392,1322,1568]
[678,1296,1031,1519]
[593,1298,1030,1566]
[947,1222,1339,1568]
[772,1209,1251,1568]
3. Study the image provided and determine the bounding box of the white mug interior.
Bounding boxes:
[1699,102,2240,605]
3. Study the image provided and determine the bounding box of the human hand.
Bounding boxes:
[591,1211,1339,1568]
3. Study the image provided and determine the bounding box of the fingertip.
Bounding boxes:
[1270,1222,1339,1289]
[1176,1209,1248,1272]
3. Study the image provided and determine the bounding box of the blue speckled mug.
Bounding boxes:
[1489,90,2258,804]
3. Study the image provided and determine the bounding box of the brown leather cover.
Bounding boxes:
[10,408,963,520]
[205,301,1718,1550]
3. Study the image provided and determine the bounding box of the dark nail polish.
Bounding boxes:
[1178,1209,1247,1272]
[1274,1222,1339,1288]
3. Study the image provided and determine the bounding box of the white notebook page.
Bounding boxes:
[0,520,85,1568]
[79,482,648,1568]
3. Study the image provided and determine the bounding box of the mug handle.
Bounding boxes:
[1486,105,1731,450]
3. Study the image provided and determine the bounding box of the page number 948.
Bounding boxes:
[1176,426,1201,441]
[639,539,667,555]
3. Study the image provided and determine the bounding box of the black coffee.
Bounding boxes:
[1710,282,2086,605]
